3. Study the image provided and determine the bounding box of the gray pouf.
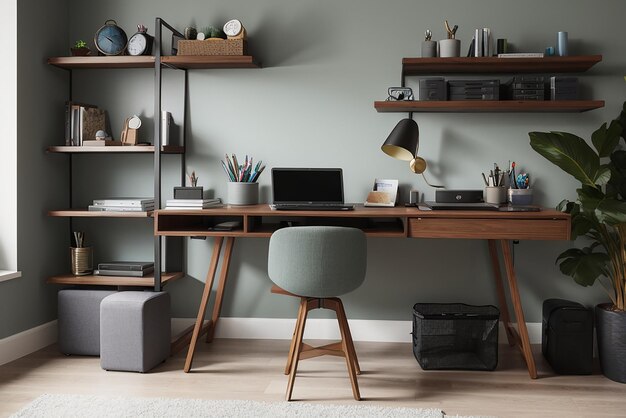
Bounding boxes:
[100,291,171,373]
[58,289,117,356]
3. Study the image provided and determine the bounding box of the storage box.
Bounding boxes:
[177,38,247,56]
[542,298,593,375]
[412,303,499,370]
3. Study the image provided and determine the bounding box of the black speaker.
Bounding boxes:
[542,298,593,375]
[435,189,484,203]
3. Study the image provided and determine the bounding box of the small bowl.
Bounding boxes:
[508,188,533,205]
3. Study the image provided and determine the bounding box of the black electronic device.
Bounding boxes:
[448,80,500,101]
[418,78,446,101]
[542,299,593,375]
[174,186,204,200]
[271,168,354,210]
[435,189,484,204]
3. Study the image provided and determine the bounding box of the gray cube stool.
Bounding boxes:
[100,291,171,373]
[58,289,117,355]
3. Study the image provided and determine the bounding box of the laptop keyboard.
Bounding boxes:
[273,203,355,211]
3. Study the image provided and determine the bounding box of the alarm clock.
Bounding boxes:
[223,19,246,39]
[94,20,128,56]
[127,25,153,56]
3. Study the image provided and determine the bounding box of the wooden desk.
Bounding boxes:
[154,205,570,378]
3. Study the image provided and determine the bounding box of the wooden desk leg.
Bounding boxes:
[487,240,516,347]
[183,236,224,373]
[206,237,235,343]
[500,239,538,379]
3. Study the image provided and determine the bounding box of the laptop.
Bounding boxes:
[271,168,355,211]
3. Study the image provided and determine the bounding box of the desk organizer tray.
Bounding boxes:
[177,38,247,56]
[412,303,499,371]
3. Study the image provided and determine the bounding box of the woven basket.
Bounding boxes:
[177,38,246,56]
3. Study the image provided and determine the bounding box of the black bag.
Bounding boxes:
[542,298,593,375]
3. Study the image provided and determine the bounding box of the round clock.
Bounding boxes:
[94,20,128,56]
[223,19,244,38]
[127,25,153,56]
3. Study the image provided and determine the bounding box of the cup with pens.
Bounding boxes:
[507,161,533,205]
[482,163,507,204]
[222,154,265,205]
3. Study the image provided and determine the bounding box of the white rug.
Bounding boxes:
[10,394,466,418]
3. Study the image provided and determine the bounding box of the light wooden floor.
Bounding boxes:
[1,339,625,418]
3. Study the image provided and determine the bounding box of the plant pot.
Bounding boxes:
[71,47,91,56]
[596,303,626,383]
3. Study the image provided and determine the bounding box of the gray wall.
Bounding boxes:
[0,0,70,339]
[44,0,622,325]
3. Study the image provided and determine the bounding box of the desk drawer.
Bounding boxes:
[409,218,569,240]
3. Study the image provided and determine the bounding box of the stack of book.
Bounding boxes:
[165,198,222,210]
[65,101,106,146]
[88,198,155,212]
[94,262,154,277]
[511,76,546,101]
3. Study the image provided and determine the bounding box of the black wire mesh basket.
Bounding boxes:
[412,303,500,371]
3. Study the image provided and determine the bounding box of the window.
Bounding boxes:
[0,0,18,281]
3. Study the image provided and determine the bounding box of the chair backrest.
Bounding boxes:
[268,226,367,298]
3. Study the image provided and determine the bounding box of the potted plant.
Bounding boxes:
[529,102,626,383]
[70,40,91,56]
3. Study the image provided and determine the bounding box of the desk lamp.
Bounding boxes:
[381,117,443,188]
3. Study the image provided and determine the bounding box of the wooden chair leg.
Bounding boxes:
[286,298,309,401]
[335,299,361,400]
[336,298,361,375]
[284,298,307,375]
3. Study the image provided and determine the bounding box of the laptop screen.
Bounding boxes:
[272,168,344,204]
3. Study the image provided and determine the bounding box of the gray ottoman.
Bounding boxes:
[58,289,117,355]
[100,291,171,373]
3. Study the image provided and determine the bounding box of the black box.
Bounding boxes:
[542,298,593,375]
[174,186,204,199]
[435,189,483,203]
[418,78,446,101]
[447,80,500,100]
[412,303,499,371]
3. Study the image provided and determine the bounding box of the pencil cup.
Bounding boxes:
[70,247,93,276]
[484,186,506,204]
[438,39,460,57]
[227,182,258,205]
[508,188,533,205]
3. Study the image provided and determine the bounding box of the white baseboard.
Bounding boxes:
[173,318,543,344]
[0,320,57,366]
[0,318,541,367]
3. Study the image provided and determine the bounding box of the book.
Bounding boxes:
[82,140,122,147]
[165,198,221,206]
[94,267,154,277]
[65,102,99,146]
[88,205,154,212]
[92,198,154,207]
[164,204,224,210]
[98,261,154,271]
[497,53,544,58]
[364,179,398,207]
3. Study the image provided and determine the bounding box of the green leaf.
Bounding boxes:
[592,120,622,158]
[608,150,626,199]
[571,213,594,239]
[529,131,600,187]
[556,247,610,286]
[595,165,612,186]
[578,185,626,225]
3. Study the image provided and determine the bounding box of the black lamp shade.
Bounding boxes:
[381,118,419,161]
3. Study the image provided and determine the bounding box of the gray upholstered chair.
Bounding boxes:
[268,226,367,401]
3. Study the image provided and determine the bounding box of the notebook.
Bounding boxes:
[271,168,354,211]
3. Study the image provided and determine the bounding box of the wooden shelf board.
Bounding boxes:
[401,55,602,75]
[46,271,184,286]
[374,100,605,113]
[162,55,260,69]
[46,145,185,154]
[48,209,153,218]
[48,55,260,70]
[48,56,155,69]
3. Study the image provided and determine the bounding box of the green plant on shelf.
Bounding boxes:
[74,39,87,49]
